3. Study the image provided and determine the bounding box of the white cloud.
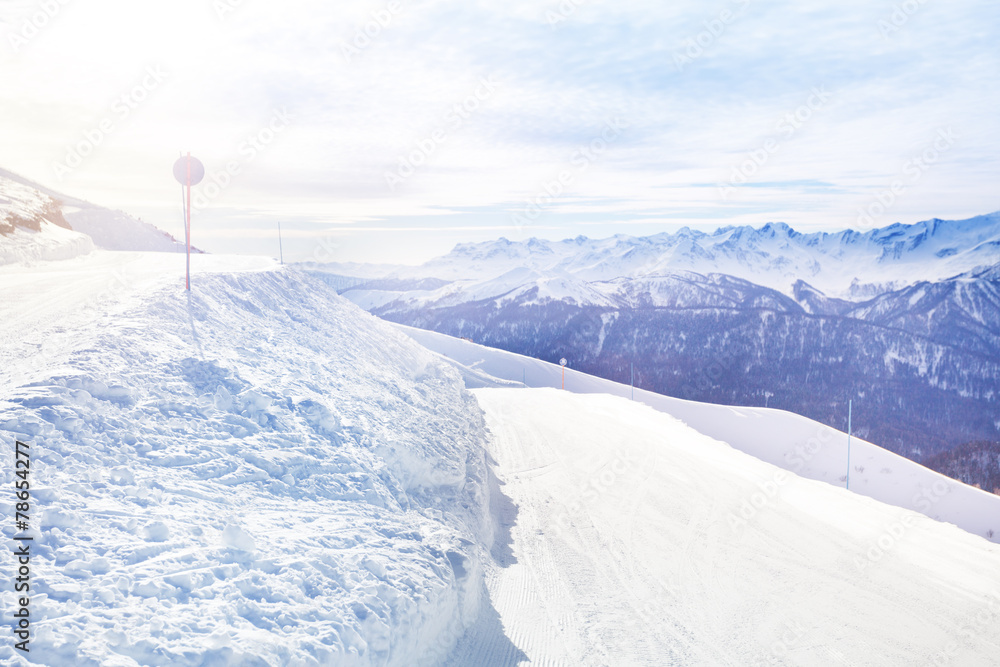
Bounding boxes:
[1,0,997,262]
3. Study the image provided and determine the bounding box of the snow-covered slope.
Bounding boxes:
[398,324,1000,545]
[0,253,501,666]
[450,388,1000,666]
[3,249,1000,666]
[1,175,93,264]
[0,220,94,265]
[0,168,187,254]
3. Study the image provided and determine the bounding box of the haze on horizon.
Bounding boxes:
[1,0,998,264]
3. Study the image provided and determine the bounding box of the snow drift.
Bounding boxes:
[0,257,499,666]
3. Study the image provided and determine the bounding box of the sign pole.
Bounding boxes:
[560,358,567,390]
[278,221,284,265]
[173,153,205,291]
[185,154,192,290]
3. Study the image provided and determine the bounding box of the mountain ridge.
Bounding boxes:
[385,212,1000,298]
[0,167,192,261]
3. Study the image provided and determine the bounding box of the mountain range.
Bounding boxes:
[312,214,1000,461]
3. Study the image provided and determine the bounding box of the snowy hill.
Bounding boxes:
[0,168,188,259]
[0,175,93,264]
[0,253,500,666]
[3,251,1000,665]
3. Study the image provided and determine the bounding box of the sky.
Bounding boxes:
[1,0,998,264]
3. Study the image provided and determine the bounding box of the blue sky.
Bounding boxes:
[1,0,998,263]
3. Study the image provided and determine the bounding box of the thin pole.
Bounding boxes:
[185,152,192,291]
[847,399,852,490]
[561,366,565,390]
[278,221,284,265]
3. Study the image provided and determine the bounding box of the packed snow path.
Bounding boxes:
[451,388,1000,666]
[399,325,1000,545]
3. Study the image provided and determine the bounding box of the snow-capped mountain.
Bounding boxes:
[313,216,1000,462]
[0,168,188,264]
[317,213,1000,300]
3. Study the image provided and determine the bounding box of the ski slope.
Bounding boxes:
[3,249,1000,666]
[450,389,1000,666]
[397,325,1000,545]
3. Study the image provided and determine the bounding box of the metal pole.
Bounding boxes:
[185,153,192,291]
[847,399,852,490]
[278,221,284,265]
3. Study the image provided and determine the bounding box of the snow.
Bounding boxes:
[331,214,1000,308]
[4,247,1000,666]
[398,324,1000,545]
[1,252,495,666]
[1,174,94,265]
[63,205,187,253]
[0,220,94,265]
[0,169,187,255]
[447,388,1000,665]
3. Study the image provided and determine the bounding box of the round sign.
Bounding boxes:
[173,154,205,186]
[560,358,567,366]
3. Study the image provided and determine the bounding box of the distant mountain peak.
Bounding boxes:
[400,211,1000,299]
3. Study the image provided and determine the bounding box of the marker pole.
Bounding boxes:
[185,153,192,291]
[278,221,284,265]
[847,399,852,490]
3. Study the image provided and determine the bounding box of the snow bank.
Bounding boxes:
[0,220,94,265]
[0,265,494,666]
